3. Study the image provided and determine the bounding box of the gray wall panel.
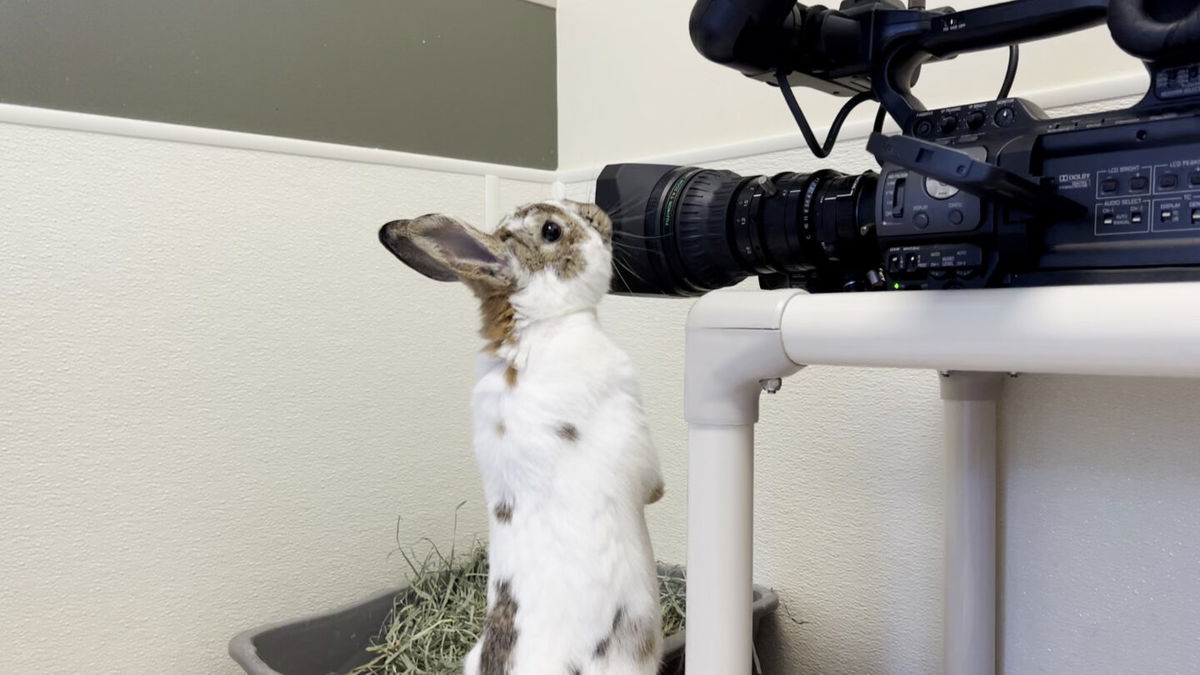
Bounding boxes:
[0,0,556,168]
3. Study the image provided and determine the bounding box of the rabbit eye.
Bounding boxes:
[541,221,563,243]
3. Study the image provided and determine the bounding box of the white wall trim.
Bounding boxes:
[0,104,557,183]
[0,71,1147,187]
[521,0,556,7]
[555,71,1150,183]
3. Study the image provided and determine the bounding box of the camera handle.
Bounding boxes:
[865,133,1086,219]
[920,0,1108,58]
[871,0,1109,128]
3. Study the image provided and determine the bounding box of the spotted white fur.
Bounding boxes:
[380,200,664,675]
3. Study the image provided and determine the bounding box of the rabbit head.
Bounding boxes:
[379,200,614,324]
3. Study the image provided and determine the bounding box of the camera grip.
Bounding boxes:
[1109,0,1200,64]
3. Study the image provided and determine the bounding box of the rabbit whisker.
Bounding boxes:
[614,231,674,241]
[611,253,635,290]
[612,240,667,259]
[615,256,650,286]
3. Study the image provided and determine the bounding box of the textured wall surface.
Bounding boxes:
[0,0,557,168]
[564,98,1200,669]
[0,120,549,674]
[556,0,1146,169]
[6,79,1200,675]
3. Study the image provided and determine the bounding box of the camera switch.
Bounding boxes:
[1131,211,1144,224]
[1131,176,1149,191]
[891,178,906,218]
[1192,209,1200,224]
[913,212,930,229]
[1160,174,1179,190]
[1101,178,1119,193]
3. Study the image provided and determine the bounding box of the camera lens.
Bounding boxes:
[596,163,878,296]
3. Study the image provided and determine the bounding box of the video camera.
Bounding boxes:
[597,0,1200,295]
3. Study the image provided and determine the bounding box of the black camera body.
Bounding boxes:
[597,0,1200,295]
[876,75,1200,291]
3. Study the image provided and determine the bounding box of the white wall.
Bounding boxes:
[561,98,1200,671]
[0,119,549,674]
[557,0,1147,170]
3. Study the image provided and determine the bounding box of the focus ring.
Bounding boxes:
[675,170,747,294]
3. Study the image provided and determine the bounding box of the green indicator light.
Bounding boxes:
[893,282,902,290]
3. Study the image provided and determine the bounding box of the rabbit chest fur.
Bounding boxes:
[465,311,662,675]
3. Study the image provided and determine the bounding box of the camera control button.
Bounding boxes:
[966,110,987,131]
[925,177,959,200]
[1101,178,1119,193]
[949,209,964,225]
[994,106,1016,127]
[1190,171,1200,187]
[938,115,958,134]
[913,212,930,229]
[1160,174,1179,190]
[1130,176,1149,191]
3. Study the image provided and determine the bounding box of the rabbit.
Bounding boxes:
[379,199,666,675]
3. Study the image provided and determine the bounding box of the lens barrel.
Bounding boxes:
[596,163,878,296]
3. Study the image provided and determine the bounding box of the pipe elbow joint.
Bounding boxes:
[684,289,807,426]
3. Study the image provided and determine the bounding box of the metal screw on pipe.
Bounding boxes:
[760,378,783,394]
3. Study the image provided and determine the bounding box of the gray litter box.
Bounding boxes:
[229,565,778,675]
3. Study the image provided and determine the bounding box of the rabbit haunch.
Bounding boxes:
[378,200,663,675]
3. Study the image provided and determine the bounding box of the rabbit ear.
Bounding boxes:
[380,215,514,291]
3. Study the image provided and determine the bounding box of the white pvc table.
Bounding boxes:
[682,283,1200,675]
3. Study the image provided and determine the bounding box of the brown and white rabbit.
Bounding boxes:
[379,200,665,675]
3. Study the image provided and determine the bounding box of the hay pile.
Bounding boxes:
[348,539,686,675]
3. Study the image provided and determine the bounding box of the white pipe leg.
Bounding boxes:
[940,372,1004,675]
[687,423,755,675]
[684,290,806,675]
